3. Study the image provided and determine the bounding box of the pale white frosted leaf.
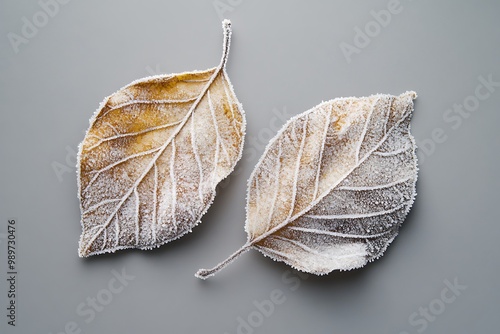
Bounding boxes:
[197,91,417,278]
[77,20,245,257]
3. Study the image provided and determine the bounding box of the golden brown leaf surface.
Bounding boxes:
[77,20,244,257]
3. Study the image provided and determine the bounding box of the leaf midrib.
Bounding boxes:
[250,98,412,247]
[83,66,224,255]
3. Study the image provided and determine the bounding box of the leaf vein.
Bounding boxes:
[305,202,409,220]
[221,72,242,138]
[313,108,331,200]
[287,115,309,220]
[249,109,413,246]
[81,61,225,255]
[208,90,231,163]
[264,139,282,233]
[87,119,183,151]
[83,198,122,215]
[337,176,413,191]
[288,226,391,239]
[190,113,204,203]
[373,145,412,157]
[355,97,377,163]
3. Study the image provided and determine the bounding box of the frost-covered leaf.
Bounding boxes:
[77,20,245,257]
[196,92,417,278]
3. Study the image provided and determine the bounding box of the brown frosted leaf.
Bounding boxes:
[196,92,417,278]
[77,20,245,257]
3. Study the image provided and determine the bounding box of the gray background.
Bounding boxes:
[1,0,499,333]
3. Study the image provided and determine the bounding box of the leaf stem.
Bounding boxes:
[220,19,232,68]
[195,242,252,279]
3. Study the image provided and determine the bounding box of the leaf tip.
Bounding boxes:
[78,234,95,258]
[401,91,417,100]
[78,246,89,258]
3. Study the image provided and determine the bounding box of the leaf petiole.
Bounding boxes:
[195,242,252,279]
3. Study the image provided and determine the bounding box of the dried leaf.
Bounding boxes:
[196,92,417,278]
[77,20,245,257]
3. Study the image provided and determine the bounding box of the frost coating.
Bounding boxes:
[196,91,417,278]
[77,20,246,257]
